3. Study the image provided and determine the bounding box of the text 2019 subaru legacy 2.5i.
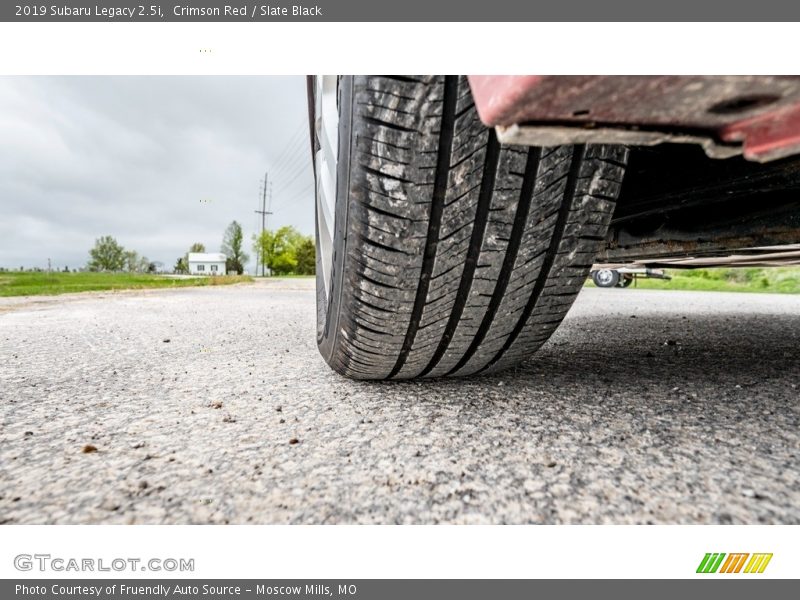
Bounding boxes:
[308,76,800,379]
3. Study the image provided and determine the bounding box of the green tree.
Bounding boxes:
[123,250,151,273]
[174,257,189,274]
[253,226,304,276]
[88,235,126,271]
[271,250,298,275]
[184,242,206,269]
[221,220,249,275]
[294,237,316,275]
[126,250,138,272]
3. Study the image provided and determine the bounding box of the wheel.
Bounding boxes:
[592,269,621,288]
[618,275,634,288]
[312,76,628,380]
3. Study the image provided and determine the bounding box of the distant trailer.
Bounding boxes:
[590,266,671,288]
[187,252,227,276]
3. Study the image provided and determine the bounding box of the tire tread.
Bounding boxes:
[323,76,628,379]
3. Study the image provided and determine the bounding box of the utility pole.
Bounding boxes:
[254,171,272,277]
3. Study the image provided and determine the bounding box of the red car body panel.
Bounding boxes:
[467,75,800,162]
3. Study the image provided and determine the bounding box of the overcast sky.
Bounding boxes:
[0,76,314,272]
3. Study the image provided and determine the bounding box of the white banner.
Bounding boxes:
[1,525,796,579]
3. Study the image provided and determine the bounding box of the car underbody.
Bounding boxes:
[602,143,800,267]
[468,76,800,268]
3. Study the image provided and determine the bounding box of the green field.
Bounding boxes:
[256,274,315,279]
[0,272,253,297]
[587,267,800,294]
[4,267,798,298]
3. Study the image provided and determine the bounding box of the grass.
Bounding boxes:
[5,267,796,297]
[263,274,315,279]
[0,272,253,297]
[587,267,800,294]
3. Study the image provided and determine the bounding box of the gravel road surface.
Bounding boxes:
[1,280,798,524]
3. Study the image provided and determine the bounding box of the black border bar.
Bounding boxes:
[4,1,800,22]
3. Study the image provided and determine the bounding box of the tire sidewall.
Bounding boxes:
[316,76,354,364]
[618,275,633,288]
[593,269,620,288]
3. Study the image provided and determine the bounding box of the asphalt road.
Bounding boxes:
[1,279,798,524]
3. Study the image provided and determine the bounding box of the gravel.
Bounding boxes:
[1,279,798,524]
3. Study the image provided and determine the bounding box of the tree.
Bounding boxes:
[221,220,249,275]
[294,237,316,275]
[252,226,304,276]
[125,250,139,272]
[174,257,189,274]
[183,242,206,270]
[270,249,298,275]
[123,250,151,273]
[88,236,126,271]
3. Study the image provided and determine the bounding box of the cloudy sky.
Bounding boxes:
[0,76,314,271]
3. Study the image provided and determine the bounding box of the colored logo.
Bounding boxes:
[697,553,773,574]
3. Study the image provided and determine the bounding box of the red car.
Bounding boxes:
[309,76,800,379]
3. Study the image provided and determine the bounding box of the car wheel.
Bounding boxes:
[592,268,621,288]
[312,75,628,379]
[618,275,634,288]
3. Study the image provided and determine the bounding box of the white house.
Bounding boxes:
[187,252,227,276]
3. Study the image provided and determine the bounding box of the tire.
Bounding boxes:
[313,76,628,380]
[591,268,621,288]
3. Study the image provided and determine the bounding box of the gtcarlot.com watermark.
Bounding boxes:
[14,554,195,572]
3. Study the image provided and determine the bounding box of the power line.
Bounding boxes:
[271,126,311,172]
[253,119,313,240]
[272,159,313,199]
[271,140,311,184]
[273,146,310,180]
[272,142,314,189]
[272,181,314,213]
[269,124,308,174]
[269,121,305,164]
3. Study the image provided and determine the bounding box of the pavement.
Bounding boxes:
[1,279,798,524]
